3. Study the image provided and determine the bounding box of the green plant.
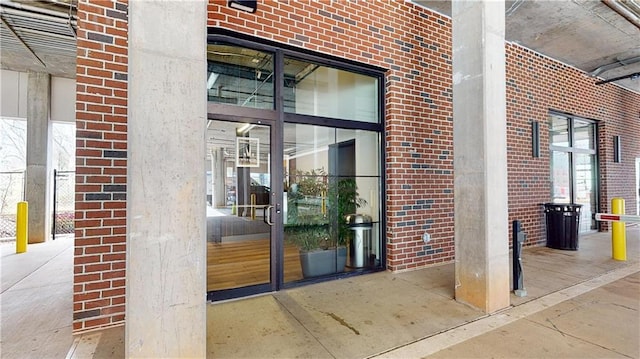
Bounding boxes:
[285,168,367,250]
[284,222,330,251]
[328,177,367,246]
[286,168,327,224]
[285,168,330,251]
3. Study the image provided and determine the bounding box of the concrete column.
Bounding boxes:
[126,1,207,358]
[25,72,52,244]
[452,0,510,313]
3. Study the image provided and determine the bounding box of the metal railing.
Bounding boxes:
[0,171,25,239]
[0,170,75,240]
[53,170,75,239]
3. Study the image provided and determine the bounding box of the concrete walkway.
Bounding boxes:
[0,234,74,359]
[2,228,638,358]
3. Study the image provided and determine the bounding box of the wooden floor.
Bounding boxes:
[207,238,303,291]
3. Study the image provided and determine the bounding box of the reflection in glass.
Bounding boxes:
[283,123,381,282]
[207,42,274,109]
[573,119,595,150]
[574,153,597,231]
[551,151,571,203]
[549,114,569,147]
[206,121,272,292]
[548,113,598,233]
[283,57,379,123]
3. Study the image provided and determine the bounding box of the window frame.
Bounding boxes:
[548,110,600,232]
[207,28,388,291]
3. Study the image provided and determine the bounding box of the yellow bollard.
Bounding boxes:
[611,198,626,261]
[16,201,28,253]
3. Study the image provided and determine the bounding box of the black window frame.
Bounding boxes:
[548,110,600,232]
[206,28,388,296]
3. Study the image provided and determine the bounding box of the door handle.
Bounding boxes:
[264,205,274,226]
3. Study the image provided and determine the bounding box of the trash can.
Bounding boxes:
[543,203,582,250]
[345,214,373,268]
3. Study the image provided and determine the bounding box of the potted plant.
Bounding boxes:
[284,168,367,278]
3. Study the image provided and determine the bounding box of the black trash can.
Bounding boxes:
[543,203,582,250]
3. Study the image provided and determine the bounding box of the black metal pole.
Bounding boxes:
[52,169,57,240]
[512,220,526,296]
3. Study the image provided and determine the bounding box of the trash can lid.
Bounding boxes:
[543,203,583,212]
[345,214,372,225]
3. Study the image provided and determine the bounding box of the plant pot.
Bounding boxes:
[299,246,347,278]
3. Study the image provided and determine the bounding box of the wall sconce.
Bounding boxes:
[531,121,540,158]
[228,0,257,13]
[613,135,621,163]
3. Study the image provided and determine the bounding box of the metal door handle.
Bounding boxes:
[264,205,274,226]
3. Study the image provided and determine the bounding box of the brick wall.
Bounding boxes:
[73,0,640,332]
[208,0,640,269]
[208,0,456,272]
[505,45,640,244]
[74,0,128,333]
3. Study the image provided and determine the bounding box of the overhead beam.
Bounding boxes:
[0,16,46,67]
[589,56,640,77]
[602,0,640,30]
[595,71,640,85]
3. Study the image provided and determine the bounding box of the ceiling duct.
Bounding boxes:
[595,71,640,85]
[601,0,640,30]
[590,55,640,77]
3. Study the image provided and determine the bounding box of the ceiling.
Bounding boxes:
[413,0,640,92]
[1,0,77,78]
[1,0,639,93]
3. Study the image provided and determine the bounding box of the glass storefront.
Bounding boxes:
[205,34,385,300]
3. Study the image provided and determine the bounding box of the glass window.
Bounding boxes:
[548,113,598,232]
[283,57,379,123]
[573,119,595,150]
[283,123,381,282]
[207,43,274,109]
[549,114,569,147]
[574,153,596,232]
[550,151,570,203]
[206,33,385,299]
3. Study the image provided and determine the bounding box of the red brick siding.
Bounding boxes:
[208,0,640,269]
[209,0,455,272]
[74,0,128,333]
[72,0,640,333]
[505,45,640,244]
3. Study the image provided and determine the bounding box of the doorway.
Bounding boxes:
[205,33,385,301]
[549,113,599,232]
[206,119,280,299]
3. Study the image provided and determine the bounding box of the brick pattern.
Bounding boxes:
[209,0,456,272]
[208,0,640,270]
[74,0,128,333]
[505,45,640,244]
[73,0,640,333]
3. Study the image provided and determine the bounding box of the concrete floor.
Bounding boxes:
[0,234,74,359]
[2,227,638,359]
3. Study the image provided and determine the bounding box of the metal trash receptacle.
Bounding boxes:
[345,214,372,268]
[543,203,582,250]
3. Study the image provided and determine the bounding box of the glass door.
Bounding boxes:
[549,113,598,232]
[206,119,274,299]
